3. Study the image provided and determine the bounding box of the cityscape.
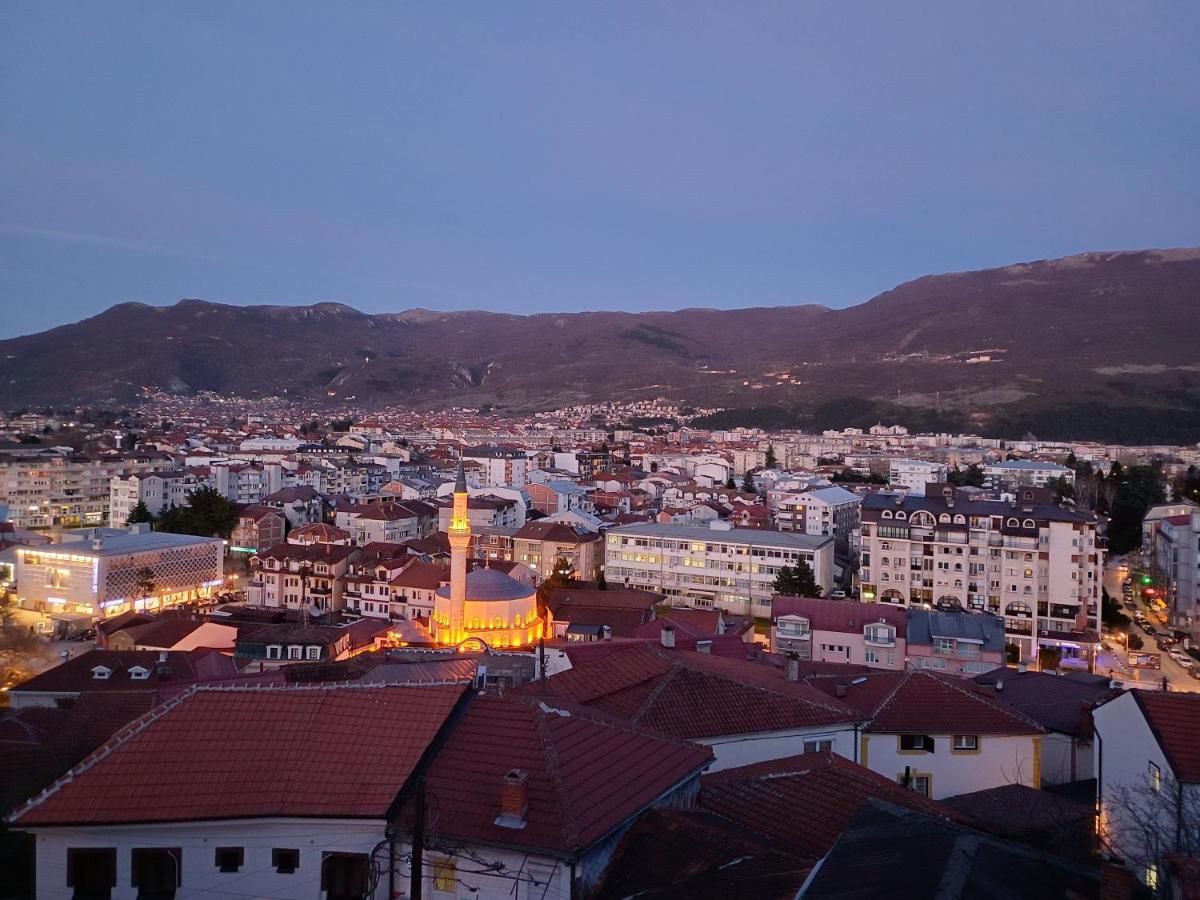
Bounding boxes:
[2,5,1199,900]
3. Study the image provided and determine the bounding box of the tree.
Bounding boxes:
[725,475,737,490]
[1005,642,1021,665]
[125,501,155,527]
[0,598,46,687]
[156,487,238,538]
[947,464,985,487]
[1049,475,1075,504]
[765,445,778,469]
[596,569,608,591]
[1101,767,1200,893]
[134,567,156,602]
[1127,632,1144,651]
[1038,645,1062,672]
[773,559,820,597]
[649,461,659,472]
[741,471,756,494]
[1101,588,1131,632]
[536,556,578,615]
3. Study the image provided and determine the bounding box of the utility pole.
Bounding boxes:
[411,777,426,900]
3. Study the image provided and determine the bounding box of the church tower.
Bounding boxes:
[446,459,470,643]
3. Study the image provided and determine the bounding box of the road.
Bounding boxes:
[1103,555,1199,693]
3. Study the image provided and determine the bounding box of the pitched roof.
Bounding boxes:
[10,649,239,696]
[800,800,1100,899]
[119,618,211,650]
[11,684,468,825]
[525,643,863,739]
[1132,690,1200,782]
[805,669,1045,735]
[701,752,956,860]
[941,783,1094,838]
[405,694,712,854]
[772,595,907,637]
[971,669,1119,735]
[513,520,600,544]
[390,561,450,590]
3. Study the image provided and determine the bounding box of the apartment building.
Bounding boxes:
[1143,501,1200,633]
[605,521,834,617]
[513,520,604,581]
[247,542,359,612]
[888,458,948,496]
[858,485,1103,665]
[109,469,206,525]
[1,450,149,529]
[461,446,534,487]
[983,459,1075,490]
[775,485,861,558]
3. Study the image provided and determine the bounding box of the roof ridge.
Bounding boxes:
[6,683,202,824]
[631,662,687,724]
[533,704,583,851]
[926,671,1046,732]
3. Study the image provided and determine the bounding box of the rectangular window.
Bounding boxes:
[131,848,181,900]
[865,649,879,664]
[803,739,834,754]
[67,848,117,900]
[266,645,282,660]
[899,734,933,752]
[907,774,932,797]
[288,646,303,659]
[952,735,979,752]
[273,848,300,874]
[1149,761,1162,792]
[306,646,321,660]
[214,847,243,873]
[321,852,370,900]
[434,857,457,893]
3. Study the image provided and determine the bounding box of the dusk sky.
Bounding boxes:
[2,2,1198,337]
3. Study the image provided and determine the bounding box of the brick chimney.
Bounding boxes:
[785,652,800,682]
[494,769,528,830]
[660,624,676,649]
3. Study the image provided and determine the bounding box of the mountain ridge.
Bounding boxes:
[3,247,1200,442]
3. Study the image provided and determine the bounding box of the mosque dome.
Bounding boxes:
[436,567,533,603]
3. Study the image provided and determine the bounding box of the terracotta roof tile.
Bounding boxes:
[1133,691,1200,782]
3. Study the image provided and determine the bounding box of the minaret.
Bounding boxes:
[447,460,471,644]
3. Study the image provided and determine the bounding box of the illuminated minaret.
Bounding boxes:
[447,459,471,643]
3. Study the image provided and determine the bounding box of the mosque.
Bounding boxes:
[430,462,544,649]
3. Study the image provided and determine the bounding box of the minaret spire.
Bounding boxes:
[447,459,471,644]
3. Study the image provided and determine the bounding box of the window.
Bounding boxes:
[1149,761,1162,792]
[865,649,879,664]
[273,848,300,874]
[903,773,932,797]
[129,666,150,681]
[306,646,321,660]
[1147,864,1159,891]
[934,637,955,655]
[91,666,112,681]
[288,646,303,660]
[804,739,834,754]
[266,645,282,660]
[322,852,370,900]
[214,847,243,873]
[952,735,979,752]
[131,848,181,900]
[899,734,933,752]
[433,857,457,893]
[67,848,116,900]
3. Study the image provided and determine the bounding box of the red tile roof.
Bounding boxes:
[805,670,1045,735]
[11,683,468,825]
[406,694,712,854]
[525,643,863,740]
[772,595,908,637]
[1133,691,1200,782]
[701,752,958,860]
[10,649,239,696]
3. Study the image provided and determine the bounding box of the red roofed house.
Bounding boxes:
[1092,690,1200,892]
[229,504,285,554]
[804,668,1046,799]
[8,684,712,900]
[771,594,908,669]
[524,641,866,771]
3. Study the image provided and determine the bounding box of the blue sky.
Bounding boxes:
[2,2,1198,337]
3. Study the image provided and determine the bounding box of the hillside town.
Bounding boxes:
[0,401,1197,898]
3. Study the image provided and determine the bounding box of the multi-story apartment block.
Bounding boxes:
[14,524,223,634]
[857,485,1103,665]
[108,469,206,525]
[333,501,438,546]
[513,520,603,581]
[1,450,154,529]
[1143,501,1200,633]
[775,485,861,558]
[983,460,1075,490]
[605,521,834,617]
[461,446,534,487]
[247,543,359,612]
[888,458,948,496]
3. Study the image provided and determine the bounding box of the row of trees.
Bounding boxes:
[126,486,239,539]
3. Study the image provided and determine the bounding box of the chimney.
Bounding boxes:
[785,652,800,682]
[660,624,676,649]
[696,639,712,654]
[158,651,168,664]
[995,679,1004,691]
[836,683,848,698]
[495,769,528,829]
[600,625,612,642]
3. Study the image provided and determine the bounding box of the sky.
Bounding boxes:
[1,2,1198,337]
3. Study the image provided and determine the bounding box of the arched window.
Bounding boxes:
[493,616,503,629]
[1022,519,1036,529]
[881,573,890,581]
[514,613,523,627]
[953,514,966,524]
[881,557,890,566]
[882,510,893,519]
[1006,517,1020,528]
[1006,601,1032,617]
[939,513,951,523]
[881,589,905,604]
[938,595,963,609]
[911,511,935,527]
[895,511,907,520]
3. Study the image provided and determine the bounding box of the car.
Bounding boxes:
[1143,624,1159,636]
[1124,600,1137,610]
[830,589,847,599]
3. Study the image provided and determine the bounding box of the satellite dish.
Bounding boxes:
[307,603,323,619]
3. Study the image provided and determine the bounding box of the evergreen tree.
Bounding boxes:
[765,445,777,469]
[725,475,737,490]
[125,501,155,526]
[773,558,820,597]
[155,487,239,538]
[741,471,756,493]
